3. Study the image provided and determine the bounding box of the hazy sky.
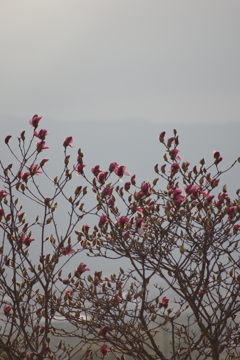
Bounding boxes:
[1,1,240,278]
[1,0,240,124]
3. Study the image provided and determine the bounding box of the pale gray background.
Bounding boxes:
[1,0,240,277]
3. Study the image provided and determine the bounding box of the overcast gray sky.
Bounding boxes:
[1,1,240,278]
[1,0,240,124]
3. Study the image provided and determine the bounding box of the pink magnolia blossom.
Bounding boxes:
[158,131,166,143]
[192,165,197,174]
[21,172,30,182]
[74,186,82,195]
[168,187,182,198]
[108,162,118,172]
[218,192,230,202]
[29,114,42,128]
[167,137,175,147]
[206,175,220,188]
[205,194,215,203]
[114,165,130,178]
[185,183,202,198]
[215,157,223,165]
[211,178,220,188]
[0,190,7,200]
[64,289,74,298]
[219,192,227,201]
[20,131,25,141]
[135,218,143,229]
[131,174,136,185]
[34,129,49,140]
[160,296,169,308]
[134,190,142,201]
[100,344,112,357]
[213,151,223,165]
[99,215,109,226]
[36,308,42,316]
[206,173,212,182]
[40,158,49,167]
[91,165,102,176]
[101,187,112,197]
[4,135,12,144]
[74,263,90,278]
[116,216,130,228]
[98,172,108,184]
[3,305,12,316]
[198,289,207,296]
[214,199,223,208]
[213,150,222,159]
[63,136,74,148]
[17,212,26,221]
[123,230,132,239]
[195,202,202,211]
[226,206,237,221]
[181,161,190,172]
[124,182,131,191]
[107,199,115,207]
[146,201,155,209]
[169,163,180,174]
[170,148,182,161]
[73,164,86,175]
[29,164,42,176]
[79,240,85,247]
[99,326,109,336]
[136,184,153,200]
[169,188,184,207]
[60,244,76,256]
[226,206,236,214]
[134,216,145,234]
[83,224,90,233]
[36,141,49,152]
[233,224,240,234]
[141,182,151,194]
[76,155,84,163]
[109,296,122,305]
[22,236,35,247]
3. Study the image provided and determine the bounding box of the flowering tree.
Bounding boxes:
[0,115,240,360]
